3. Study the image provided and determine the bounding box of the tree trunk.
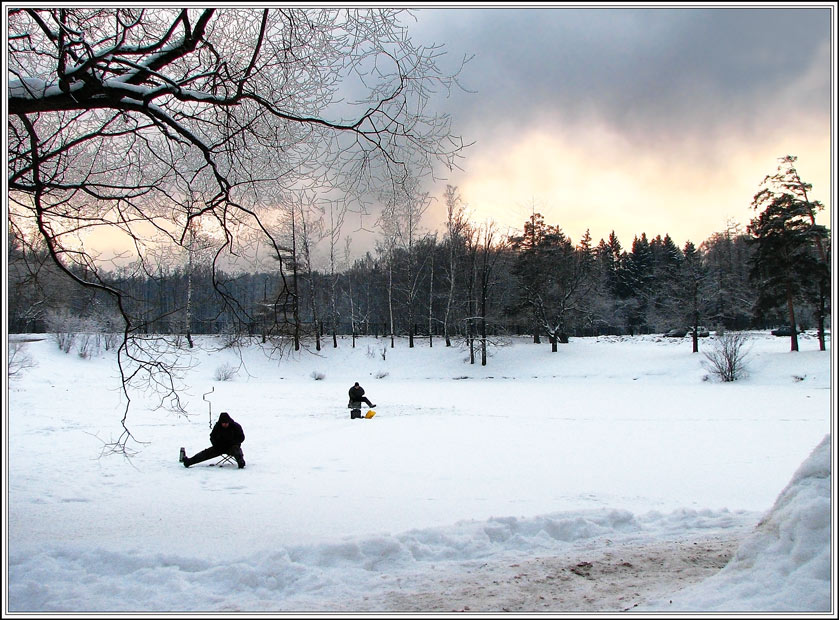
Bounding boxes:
[347,269,356,348]
[815,279,827,352]
[291,213,300,351]
[444,250,454,347]
[185,231,194,348]
[480,291,487,367]
[786,284,799,352]
[691,280,699,353]
[388,260,395,348]
[428,253,434,348]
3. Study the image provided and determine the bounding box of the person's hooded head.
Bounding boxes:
[218,411,232,425]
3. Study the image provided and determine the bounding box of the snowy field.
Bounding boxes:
[4,330,834,614]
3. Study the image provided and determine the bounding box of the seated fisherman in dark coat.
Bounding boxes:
[180,411,245,469]
[348,382,375,408]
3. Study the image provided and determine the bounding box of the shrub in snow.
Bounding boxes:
[76,332,96,358]
[310,371,326,381]
[48,319,76,353]
[46,310,117,357]
[703,331,751,382]
[8,342,36,377]
[213,362,237,382]
[45,309,79,353]
[375,370,389,379]
[76,317,114,358]
[102,332,120,351]
[54,331,75,354]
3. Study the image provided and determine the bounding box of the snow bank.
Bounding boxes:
[7,506,758,612]
[640,434,833,612]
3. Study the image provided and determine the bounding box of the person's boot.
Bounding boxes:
[182,453,191,468]
[233,447,245,469]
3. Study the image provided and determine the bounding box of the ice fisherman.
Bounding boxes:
[348,382,376,408]
[180,411,246,469]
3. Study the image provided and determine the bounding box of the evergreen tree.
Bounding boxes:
[648,234,684,331]
[508,212,556,342]
[747,157,829,351]
[604,231,626,298]
[680,241,711,352]
[623,233,654,333]
[701,222,755,330]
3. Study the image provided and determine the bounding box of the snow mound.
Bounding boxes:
[640,434,832,612]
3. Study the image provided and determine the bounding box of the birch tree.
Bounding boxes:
[477,221,502,366]
[442,185,468,346]
[326,201,347,348]
[294,198,325,351]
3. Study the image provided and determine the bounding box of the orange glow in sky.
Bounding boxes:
[426,120,832,250]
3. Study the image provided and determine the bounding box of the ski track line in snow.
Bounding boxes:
[297,530,747,613]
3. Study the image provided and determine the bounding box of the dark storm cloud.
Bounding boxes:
[410,6,831,141]
[401,5,831,250]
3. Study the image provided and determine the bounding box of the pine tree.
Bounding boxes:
[702,223,756,330]
[747,157,829,351]
[681,241,710,353]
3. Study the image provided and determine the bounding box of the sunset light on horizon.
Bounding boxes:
[422,120,832,251]
[411,5,833,252]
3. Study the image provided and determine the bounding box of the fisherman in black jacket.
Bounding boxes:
[348,382,376,408]
[180,411,246,469]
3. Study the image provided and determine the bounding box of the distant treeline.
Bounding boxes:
[7,214,825,348]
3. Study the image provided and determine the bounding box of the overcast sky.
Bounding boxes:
[400,4,834,249]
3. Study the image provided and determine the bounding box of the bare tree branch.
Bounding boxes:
[7,8,466,453]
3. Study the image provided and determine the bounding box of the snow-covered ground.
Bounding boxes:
[4,331,834,614]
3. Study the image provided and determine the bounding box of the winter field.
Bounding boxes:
[4,330,834,615]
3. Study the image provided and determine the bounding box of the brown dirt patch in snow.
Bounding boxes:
[346,531,745,613]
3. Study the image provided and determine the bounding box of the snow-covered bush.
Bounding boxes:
[45,309,78,353]
[9,342,37,377]
[102,332,121,351]
[45,309,119,357]
[311,371,326,380]
[76,332,96,359]
[214,363,238,382]
[703,331,751,382]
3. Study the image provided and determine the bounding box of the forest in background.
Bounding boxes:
[7,201,828,352]
[7,8,829,355]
